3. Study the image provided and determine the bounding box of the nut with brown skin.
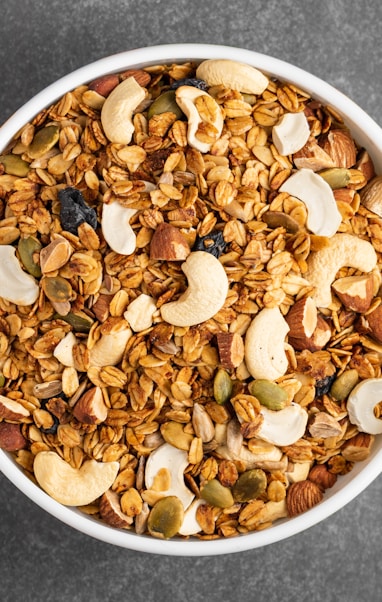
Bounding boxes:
[0,395,30,421]
[363,304,382,343]
[321,129,357,168]
[216,332,245,369]
[286,296,317,343]
[332,274,374,313]
[286,479,323,517]
[342,432,375,462]
[72,386,108,425]
[0,422,27,451]
[99,489,133,528]
[150,222,190,261]
[88,74,120,97]
[308,464,337,490]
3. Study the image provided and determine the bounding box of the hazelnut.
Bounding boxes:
[308,464,337,490]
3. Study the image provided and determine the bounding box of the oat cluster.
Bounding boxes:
[0,59,382,540]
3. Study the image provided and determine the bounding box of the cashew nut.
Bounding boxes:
[280,168,342,237]
[144,442,195,510]
[272,112,310,156]
[347,378,382,435]
[101,201,137,256]
[258,404,309,446]
[160,251,229,327]
[244,307,290,381]
[217,441,283,470]
[178,499,206,536]
[89,321,132,367]
[175,86,223,153]
[100,76,146,144]
[33,450,119,506]
[124,293,157,332]
[305,233,377,308]
[196,59,269,94]
[0,245,39,306]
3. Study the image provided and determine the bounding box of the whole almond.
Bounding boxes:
[120,69,151,88]
[88,74,120,97]
[286,480,323,517]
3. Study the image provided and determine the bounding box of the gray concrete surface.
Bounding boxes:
[1,1,382,600]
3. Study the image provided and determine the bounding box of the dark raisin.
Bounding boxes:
[58,187,98,235]
[170,78,208,91]
[315,374,336,398]
[192,231,227,258]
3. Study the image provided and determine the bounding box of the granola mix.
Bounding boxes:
[0,58,382,539]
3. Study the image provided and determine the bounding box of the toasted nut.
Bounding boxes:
[196,59,269,94]
[88,74,120,97]
[280,168,342,237]
[0,394,30,420]
[101,202,137,256]
[124,294,157,332]
[347,378,382,434]
[232,468,267,502]
[258,403,308,446]
[285,461,311,484]
[286,480,323,517]
[272,112,310,156]
[308,464,337,490]
[101,76,146,144]
[144,443,194,510]
[308,411,342,438]
[160,251,229,327]
[305,233,377,308]
[148,496,184,539]
[89,320,132,367]
[175,86,223,153]
[360,175,382,217]
[248,379,288,411]
[363,304,382,343]
[293,140,335,171]
[53,331,77,367]
[149,222,190,261]
[200,478,234,508]
[99,489,133,528]
[332,274,374,313]
[289,314,331,352]
[40,236,73,273]
[244,307,290,381]
[321,129,357,168]
[33,450,119,506]
[178,498,206,536]
[192,403,215,442]
[0,245,39,306]
[342,432,375,462]
[216,332,244,369]
[330,369,359,401]
[72,386,108,425]
[0,422,27,451]
[286,296,317,341]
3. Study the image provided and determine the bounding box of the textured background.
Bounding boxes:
[1,1,382,600]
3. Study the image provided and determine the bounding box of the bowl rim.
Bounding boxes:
[1,43,382,556]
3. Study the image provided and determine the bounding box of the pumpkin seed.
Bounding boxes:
[28,125,60,159]
[18,236,42,278]
[248,379,288,410]
[148,90,184,120]
[318,168,351,189]
[262,211,300,233]
[147,495,184,539]
[232,468,267,502]
[0,373,5,387]
[330,369,359,401]
[160,421,193,451]
[0,154,29,177]
[53,311,93,333]
[200,478,234,508]
[41,275,73,303]
[213,368,233,405]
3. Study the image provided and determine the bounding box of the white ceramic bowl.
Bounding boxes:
[1,44,382,556]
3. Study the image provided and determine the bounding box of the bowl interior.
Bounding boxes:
[1,44,382,556]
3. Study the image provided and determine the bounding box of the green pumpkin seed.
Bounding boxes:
[213,368,233,405]
[318,168,351,189]
[262,211,300,234]
[42,276,73,303]
[248,379,288,410]
[330,369,359,401]
[18,237,42,278]
[232,468,267,503]
[28,125,60,159]
[147,496,184,539]
[0,154,30,177]
[160,421,193,451]
[53,311,93,333]
[0,373,5,387]
[200,479,234,508]
[147,90,184,120]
